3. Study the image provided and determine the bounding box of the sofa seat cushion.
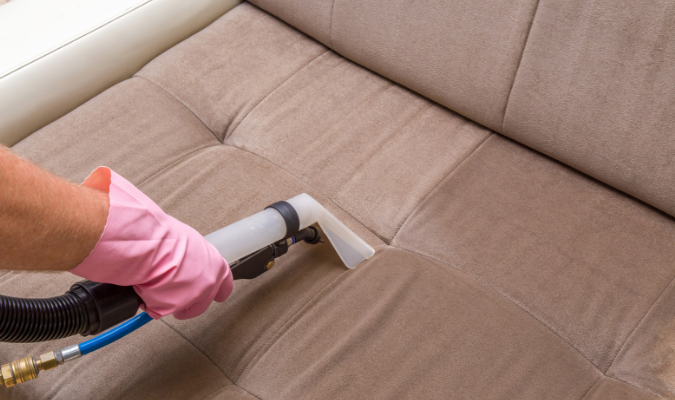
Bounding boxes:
[5,3,671,399]
[395,135,675,394]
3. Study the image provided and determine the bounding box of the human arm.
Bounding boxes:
[0,145,108,271]
[0,146,233,319]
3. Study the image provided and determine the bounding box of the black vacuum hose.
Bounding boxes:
[0,293,88,343]
[0,281,141,343]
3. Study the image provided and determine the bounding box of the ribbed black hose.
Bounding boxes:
[0,293,88,343]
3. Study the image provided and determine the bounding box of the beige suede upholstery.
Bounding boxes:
[250,0,539,132]
[503,0,675,224]
[250,0,675,223]
[226,52,490,241]
[4,2,675,399]
[395,135,675,373]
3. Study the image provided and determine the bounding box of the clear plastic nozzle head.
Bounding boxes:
[286,194,375,268]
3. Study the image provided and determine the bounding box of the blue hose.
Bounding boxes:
[78,312,153,355]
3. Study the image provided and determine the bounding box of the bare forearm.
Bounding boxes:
[0,146,108,271]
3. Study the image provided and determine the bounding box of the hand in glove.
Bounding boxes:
[71,167,233,319]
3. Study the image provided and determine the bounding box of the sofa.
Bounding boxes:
[2,0,675,398]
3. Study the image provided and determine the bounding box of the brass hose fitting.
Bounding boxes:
[0,351,62,388]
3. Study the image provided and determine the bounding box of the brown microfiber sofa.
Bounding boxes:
[2,1,675,398]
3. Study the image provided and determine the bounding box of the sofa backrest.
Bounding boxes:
[248,0,537,134]
[249,0,675,218]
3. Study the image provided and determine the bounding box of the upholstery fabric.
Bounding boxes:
[227,51,490,241]
[503,0,675,219]
[15,78,219,184]
[136,3,326,141]
[4,3,672,399]
[251,0,675,223]
[330,0,539,132]
[609,278,675,398]
[138,145,385,380]
[584,377,661,400]
[236,247,600,399]
[240,0,332,47]
[395,135,675,373]
[249,0,539,132]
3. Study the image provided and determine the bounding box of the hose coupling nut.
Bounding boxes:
[0,351,63,388]
[38,351,62,371]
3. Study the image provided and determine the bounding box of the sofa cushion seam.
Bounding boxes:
[239,244,608,396]
[500,0,542,133]
[394,244,603,373]
[158,318,264,399]
[226,49,331,140]
[134,75,221,142]
[135,143,220,188]
[401,240,675,400]
[606,271,675,373]
[329,0,337,49]
[133,140,384,250]
[201,378,264,400]
[604,375,667,399]
[235,267,352,382]
[155,318,249,395]
[390,132,493,244]
[579,376,603,400]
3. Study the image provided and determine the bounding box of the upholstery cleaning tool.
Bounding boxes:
[0,194,375,388]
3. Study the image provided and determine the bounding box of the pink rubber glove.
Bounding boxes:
[71,167,233,320]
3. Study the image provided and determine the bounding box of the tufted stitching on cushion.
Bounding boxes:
[579,377,603,400]
[134,75,220,141]
[390,132,494,244]
[226,49,330,141]
[234,266,351,384]
[159,319,263,399]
